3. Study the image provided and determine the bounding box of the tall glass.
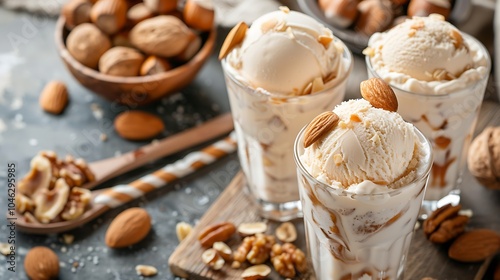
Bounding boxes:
[294,126,433,280]
[366,34,491,212]
[221,44,352,221]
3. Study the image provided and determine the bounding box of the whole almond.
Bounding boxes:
[114,111,165,141]
[218,21,248,60]
[24,246,60,280]
[99,46,145,76]
[304,111,339,148]
[90,0,127,35]
[66,23,112,68]
[62,0,92,29]
[39,81,69,115]
[130,16,194,57]
[105,207,151,248]
[360,78,398,112]
[449,229,500,262]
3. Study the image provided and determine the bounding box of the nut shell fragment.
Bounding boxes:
[241,264,271,280]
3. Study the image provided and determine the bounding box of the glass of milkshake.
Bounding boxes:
[220,7,353,221]
[294,80,433,279]
[364,14,490,212]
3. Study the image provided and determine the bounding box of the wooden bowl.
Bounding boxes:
[55,17,216,105]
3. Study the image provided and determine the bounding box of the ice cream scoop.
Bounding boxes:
[226,7,343,96]
[366,14,488,94]
[301,98,420,190]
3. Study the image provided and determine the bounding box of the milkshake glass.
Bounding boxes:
[294,124,432,280]
[365,16,491,211]
[222,46,352,220]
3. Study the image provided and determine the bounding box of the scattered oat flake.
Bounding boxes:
[100,133,107,142]
[414,221,421,231]
[63,234,74,244]
[458,209,473,218]
[0,243,10,255]
[135,265,158,277]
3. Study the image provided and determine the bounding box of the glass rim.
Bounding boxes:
[221,39,354,100]
[365,32,491,98]
[293,124,434,197]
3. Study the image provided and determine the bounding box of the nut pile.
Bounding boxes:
[423,204,500,263]
[318,0,454,36]
[198,221,307,279]
[16,151,95,224]
[62,0,214,77]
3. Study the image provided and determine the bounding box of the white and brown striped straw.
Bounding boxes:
[94,132,237,208]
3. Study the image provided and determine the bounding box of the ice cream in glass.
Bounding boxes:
[365,14,490,208]
[220,7,353,220]
[294,78,433,279]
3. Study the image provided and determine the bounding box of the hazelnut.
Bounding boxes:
[24,247,60,280]
[62,0,92,29]
[90,0,127,35]
[143,0,178,14]
[318,0,359,28]
[130,15,195,57]
[355,0,393,36]
[183,0,214,31]
[99,46,145,76]
[66,23,112,68]
[127,3,154,25]
[140,56,172,76]
[175,34,202,62]
[408,0,451,19]
[468,126,500,189]
[111,31,134,48]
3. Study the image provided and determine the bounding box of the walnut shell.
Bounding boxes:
[66,23,112,68]
[99,46,145,76]
[129,15,195,57]
[468,126,500,189]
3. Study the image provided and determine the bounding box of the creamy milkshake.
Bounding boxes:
[294,80,433,279]
[365,14,490,204]
[221,7,352,220]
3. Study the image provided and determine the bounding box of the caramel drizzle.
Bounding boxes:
[421,115,448,131]
[431,157,456,188]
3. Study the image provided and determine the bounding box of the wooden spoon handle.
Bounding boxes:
[88,113,234,185]
[93,133,237,208]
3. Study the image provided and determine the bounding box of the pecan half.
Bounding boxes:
[198,222,236,247]
[423,204,469,243]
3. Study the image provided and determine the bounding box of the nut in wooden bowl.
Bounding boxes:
[55,13,216,105]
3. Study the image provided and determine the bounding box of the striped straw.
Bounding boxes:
[94,132,237,208]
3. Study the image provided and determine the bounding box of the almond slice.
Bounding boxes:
[449,29,463,49]
[360,78,398,112]
[219,21,248,60]
[275,222,297,243]
[241,264,271,280]
[237,222,267,236]
[304,111,339,148]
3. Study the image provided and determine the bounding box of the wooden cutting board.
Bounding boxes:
[168,172,490,280]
